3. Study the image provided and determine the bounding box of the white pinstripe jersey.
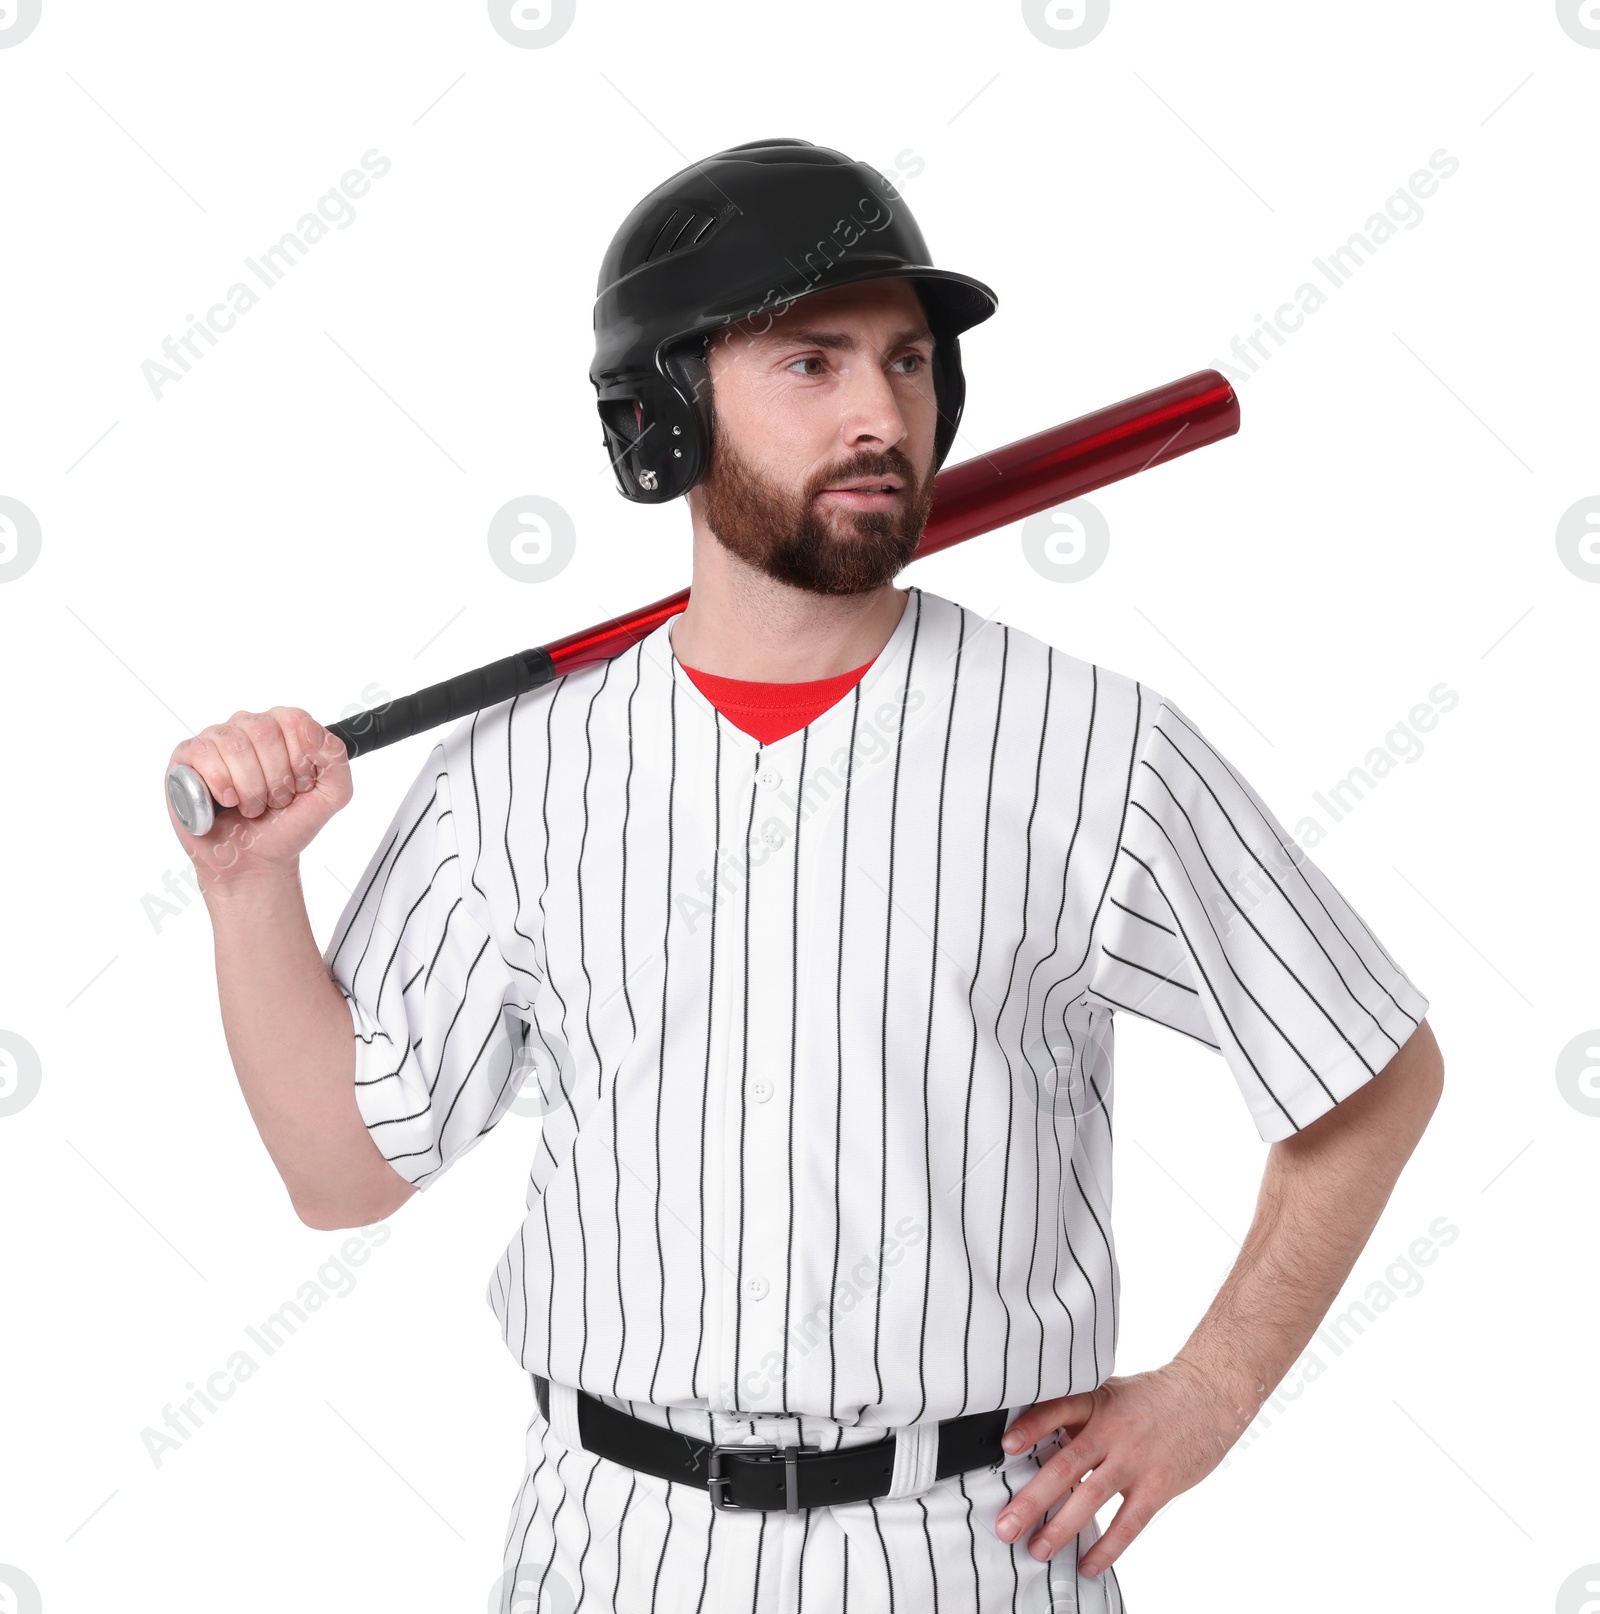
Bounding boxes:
[324,585,1429,1429]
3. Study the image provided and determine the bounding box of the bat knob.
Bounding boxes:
[167,763,217,837]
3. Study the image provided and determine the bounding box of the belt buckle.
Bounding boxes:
[706,1440,819,1513]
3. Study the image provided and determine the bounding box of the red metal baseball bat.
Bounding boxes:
[166,368,1238,836]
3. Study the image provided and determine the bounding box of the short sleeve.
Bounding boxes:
[322,743,532,1191]
[1087,691,1430,1142]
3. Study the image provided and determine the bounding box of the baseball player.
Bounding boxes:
[169,140,1443,1611]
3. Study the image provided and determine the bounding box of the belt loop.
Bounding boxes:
[884,1420,940,1500]
[547,1379,583,1451]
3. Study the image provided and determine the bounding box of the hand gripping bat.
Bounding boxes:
[166,368,1239,837]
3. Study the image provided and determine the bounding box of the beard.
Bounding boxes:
[697,430,935,597]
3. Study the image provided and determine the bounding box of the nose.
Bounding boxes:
[835,351,910,457]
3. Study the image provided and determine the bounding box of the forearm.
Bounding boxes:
[1174,1021,1445,1438]
[203,865,412,1227]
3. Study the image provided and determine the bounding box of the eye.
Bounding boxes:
[786,356,827,376]
[891,353,927,375]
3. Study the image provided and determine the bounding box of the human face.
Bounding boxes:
[691,277,941,596]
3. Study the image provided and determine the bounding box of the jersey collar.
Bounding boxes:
[644,585,928,757]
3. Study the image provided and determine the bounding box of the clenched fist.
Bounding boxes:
[166,707,351,883]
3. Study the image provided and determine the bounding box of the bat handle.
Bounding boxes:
[163,645,561,839]
[167,762,219,837]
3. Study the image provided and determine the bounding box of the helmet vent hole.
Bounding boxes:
[599,397,646,445]
[644,205,723,262]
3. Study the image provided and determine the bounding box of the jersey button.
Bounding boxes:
[760,824,784,849]
[757,767,782,791]
[750,1078,774,1103]
[745,1275,769,1300]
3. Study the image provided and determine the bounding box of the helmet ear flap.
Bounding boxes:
[929,328,967,471]
[659,335,715,457]
[596,347,709,504]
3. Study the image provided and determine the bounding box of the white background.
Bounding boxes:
[1,2,1595,1610]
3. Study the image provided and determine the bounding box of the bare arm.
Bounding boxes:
[204,868,415,1229]
[170,706,415,1230]
[994,1017,1445,1575]
[1171,1015,1445,1436]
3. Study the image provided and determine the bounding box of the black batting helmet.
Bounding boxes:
[589,138,998,505]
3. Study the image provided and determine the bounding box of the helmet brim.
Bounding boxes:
[655,264,997,368]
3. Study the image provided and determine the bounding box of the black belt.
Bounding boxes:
[534,1375,1007,1513]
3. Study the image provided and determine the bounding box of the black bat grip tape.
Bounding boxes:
[329,646,559,760]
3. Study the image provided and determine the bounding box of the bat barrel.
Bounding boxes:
[916,368,1238,557]
[166,369,1239,837]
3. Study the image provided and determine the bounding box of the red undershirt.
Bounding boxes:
[680,657,878,745]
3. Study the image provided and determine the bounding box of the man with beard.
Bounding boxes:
[169,141,1441,1611]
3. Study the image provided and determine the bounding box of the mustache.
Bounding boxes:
[808,450,921,498]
